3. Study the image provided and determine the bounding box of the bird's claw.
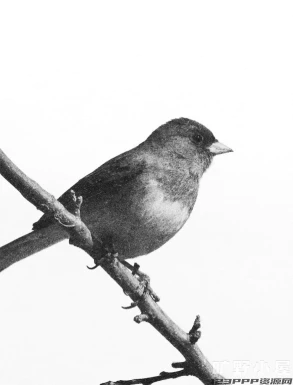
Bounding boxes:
[86,262,100,270]
[86,255,106,270]
[121,262,160,309]
[132,262,140,276]
[86,240,118,270]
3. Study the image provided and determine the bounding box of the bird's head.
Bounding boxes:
[145,117,232,175]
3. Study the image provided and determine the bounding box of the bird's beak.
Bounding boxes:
[208,141,233,155]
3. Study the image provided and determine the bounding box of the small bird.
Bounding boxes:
[0,118,232,271]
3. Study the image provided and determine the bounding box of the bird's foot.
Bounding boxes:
[120,260,160,305]
[86,239,160,304]
[121,261,150,286]
[86,237,109,270]
[87,257,103,270]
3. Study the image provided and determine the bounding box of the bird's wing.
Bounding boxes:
[33,148,146,230]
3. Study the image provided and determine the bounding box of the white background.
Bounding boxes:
[0,1,292,384]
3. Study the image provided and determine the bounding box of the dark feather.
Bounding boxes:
[33,148,145,230]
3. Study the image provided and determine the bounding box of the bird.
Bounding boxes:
[0,118,232,272]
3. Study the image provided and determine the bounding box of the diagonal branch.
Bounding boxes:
[0,148,223,385]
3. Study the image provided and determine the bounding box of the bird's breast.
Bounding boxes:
[84,171,199,259]
[139,179,192,234]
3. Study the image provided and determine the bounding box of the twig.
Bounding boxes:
[0,148,223,385]
[101,369,192,385]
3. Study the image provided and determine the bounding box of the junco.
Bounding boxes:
[0,118,232,271]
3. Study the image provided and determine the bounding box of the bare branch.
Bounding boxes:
[0,148,223,385]
[101,369,192,385]
[0,149,93,252]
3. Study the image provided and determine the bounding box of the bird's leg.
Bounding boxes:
[120,260,150,287]
[86,236,110,270]
[87,237,160,304]
[120,260,160,304]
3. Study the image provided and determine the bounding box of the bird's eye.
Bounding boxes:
[193,134,203,144]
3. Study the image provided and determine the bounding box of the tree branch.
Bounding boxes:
[101,369,192,385]
[0,148,223,385]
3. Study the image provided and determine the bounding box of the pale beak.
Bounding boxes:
[208,141,233,155]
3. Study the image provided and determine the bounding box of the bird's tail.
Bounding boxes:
[0,224,68,272]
